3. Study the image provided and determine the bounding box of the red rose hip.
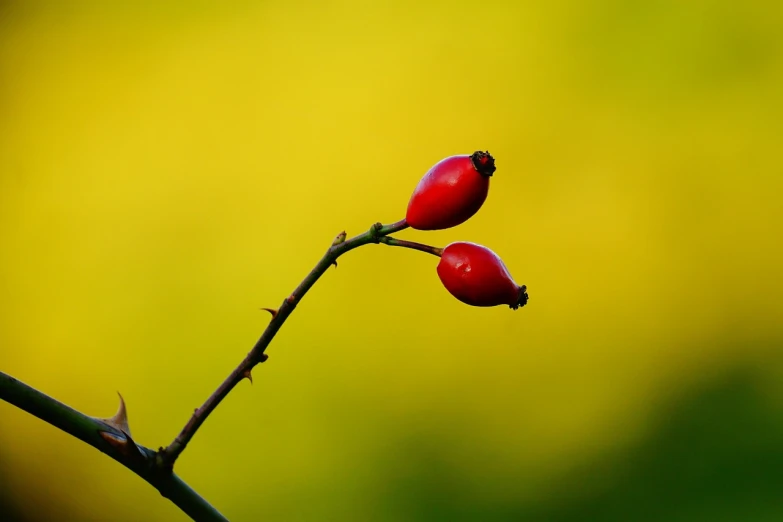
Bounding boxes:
[437,242,528,309]
[406,151,496,230]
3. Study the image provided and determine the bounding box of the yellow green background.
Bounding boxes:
[1,1,782,520]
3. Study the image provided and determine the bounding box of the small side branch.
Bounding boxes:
[0,218,438,520]
[159,219,411,468]
[378,236,443,257]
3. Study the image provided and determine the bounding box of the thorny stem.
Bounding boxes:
[160,218,411,468]
[378,236,443,257]
[0,371,227,522]
[0,217,436,521]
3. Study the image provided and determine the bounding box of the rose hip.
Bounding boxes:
[405,151,496,230]
[436,242,528,309]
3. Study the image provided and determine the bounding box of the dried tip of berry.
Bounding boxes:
[510,285,529,310]
[470,151,496,177]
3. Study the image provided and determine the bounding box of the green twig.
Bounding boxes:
[160,219,410,467]
[0,371,227,522]
[0,218,426,521]
[378,236,443,257]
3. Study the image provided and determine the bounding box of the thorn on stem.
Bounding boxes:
[97,394,144,462]
[260,307,278,319]
[102,392,131,436]
[243,369,253,384]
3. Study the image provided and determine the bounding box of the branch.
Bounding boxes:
[378,236,443,257]
[0,371,227,522]
[160,219,411,467]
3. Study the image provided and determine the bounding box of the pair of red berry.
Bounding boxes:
[404,151,528,310]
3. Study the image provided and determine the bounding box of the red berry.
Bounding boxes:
[436,242,528,309]
[406,151,496,230]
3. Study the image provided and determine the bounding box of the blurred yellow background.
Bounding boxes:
[1,1,782,520]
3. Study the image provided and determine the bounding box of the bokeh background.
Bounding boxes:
[1,1,782,521]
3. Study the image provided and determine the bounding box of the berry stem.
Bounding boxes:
[378,236,443,257]
[159,217,410,469]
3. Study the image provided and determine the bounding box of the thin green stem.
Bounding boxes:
[0,371,226,522]
[378,236,443,257]
[160,218,411,467]
[0,217,422,521]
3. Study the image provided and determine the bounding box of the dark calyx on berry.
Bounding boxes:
[511,285,529,310]
[470,151,496,177]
